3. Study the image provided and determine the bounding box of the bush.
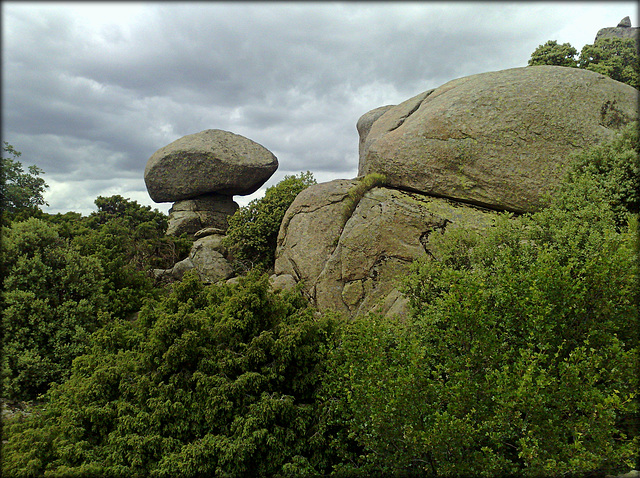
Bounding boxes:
[223,172,316,271]
[2,270,339,477]
[579,38,640,90]
[1,218,109,401]
[528,37,639,89]
[319,130,640,476]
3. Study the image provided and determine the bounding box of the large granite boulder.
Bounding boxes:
[359,66,638,213]
[144,129,278,202]
[274,179,497,318]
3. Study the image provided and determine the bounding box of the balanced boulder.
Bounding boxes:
[359,65,638,213]
[144,129,278,202]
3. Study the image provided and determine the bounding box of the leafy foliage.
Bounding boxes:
[579,38,640,89]
[1,218,109,401]
[1,195,190,401]
[2,271,338,477]
[528,40,578,67]
[563,121,639,228]
[528,37,639,89]
[1,142,48,221]
[319,129,640,476]
[223,172,316,271]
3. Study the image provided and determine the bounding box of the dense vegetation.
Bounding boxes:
[223,171,316,272]
[2,133,638,474]
[528,37,639,89]
[322,125,639,476]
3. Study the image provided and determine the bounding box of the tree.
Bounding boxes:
[1,142,49,220]
[578,37,640,89]
[528,37,640,89]
[528,40,578,67]
[223,172,316,271]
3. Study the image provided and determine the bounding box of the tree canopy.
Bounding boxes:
[528,37,639,89]
[1,142,48,220]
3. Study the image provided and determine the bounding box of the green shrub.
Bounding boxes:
[561,121,638,229]
[528,37,639,89]
[528,40,578,67]
[579,37,640,90]
[319,130,640,476]
[1,218,109,401]
[223,172,316,272]
[2,270,339,477]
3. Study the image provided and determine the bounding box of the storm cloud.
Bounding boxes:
[2,2,635,214]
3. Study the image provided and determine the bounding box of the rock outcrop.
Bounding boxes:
[273,64,638,319]
[145,129,278,237]
[596,16,639,43]
[145,129,279,283]
[274,179,497,318]
[358,66,638,213]
[145,129,278,202]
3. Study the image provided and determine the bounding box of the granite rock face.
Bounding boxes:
[358,66,638,213]
[144,129,278,203]
[595,16,639,42]
[274,180,497,319]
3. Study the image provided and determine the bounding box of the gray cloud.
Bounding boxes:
[2,2,634,215]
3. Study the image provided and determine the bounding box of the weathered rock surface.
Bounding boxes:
[154,233,233,283]
[359,66,639,213]
[274,180,497,318]
[356,104,395,160]
[269,273,297,293]
[145,129,278,202]
[275,179,359,284]
[596,16,639,42]
[166,194,239,236]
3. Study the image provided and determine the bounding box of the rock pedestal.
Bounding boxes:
[144,129,279,281]
[166,194,239,237]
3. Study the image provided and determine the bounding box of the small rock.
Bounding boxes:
[618,16,631,27]
[269,273,297,293]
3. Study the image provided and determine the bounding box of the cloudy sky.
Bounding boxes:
[2,2,636,215]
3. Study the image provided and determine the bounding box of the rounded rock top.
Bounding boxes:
[144,129,278,203]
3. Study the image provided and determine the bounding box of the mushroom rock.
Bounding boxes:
[144,129,278,236]
[144,129,278,203]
